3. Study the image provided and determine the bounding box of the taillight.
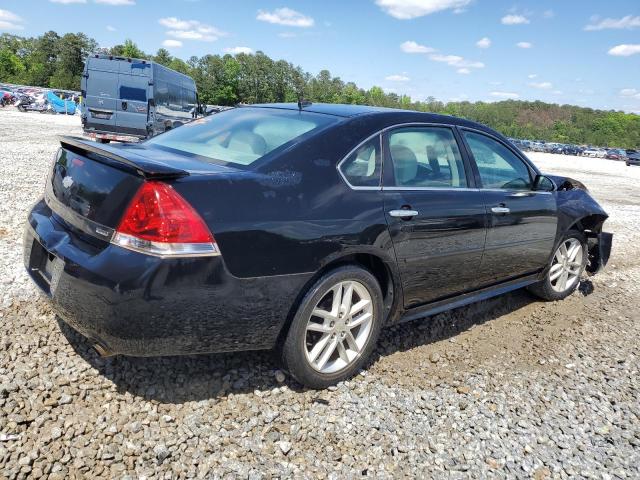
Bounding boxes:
[111,181,219,257]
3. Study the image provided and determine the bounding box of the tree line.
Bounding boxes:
[1,31,638,148]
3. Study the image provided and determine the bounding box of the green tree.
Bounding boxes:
[153,48,172,66]
[111,39,145,59]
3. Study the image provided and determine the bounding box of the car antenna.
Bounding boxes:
[297,96,311,110]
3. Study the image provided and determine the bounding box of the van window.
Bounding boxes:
[146,107,338,167]
[119,86,147,102]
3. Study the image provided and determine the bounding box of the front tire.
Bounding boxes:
[281,266,384,389]
[528,230,587,301]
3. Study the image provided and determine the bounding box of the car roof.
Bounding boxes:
[250,102,397,117]
[248,102,492,132]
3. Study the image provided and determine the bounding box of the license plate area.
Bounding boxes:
[88,109,113,120]
[28,241,64,294]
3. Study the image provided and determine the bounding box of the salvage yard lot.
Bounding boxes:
[1,108,639,478]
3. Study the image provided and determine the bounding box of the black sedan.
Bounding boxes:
[24,103,612,388]
[626,150,640,166]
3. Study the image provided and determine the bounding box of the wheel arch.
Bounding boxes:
[567,213,608,235]
[275,251,402,348]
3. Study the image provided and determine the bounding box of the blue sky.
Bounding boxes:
[1,0,639,112]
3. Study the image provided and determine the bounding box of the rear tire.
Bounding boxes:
[528,230,587,301]
[281,266,384,389]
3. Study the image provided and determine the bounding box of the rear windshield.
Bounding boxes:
[146,107,338,167]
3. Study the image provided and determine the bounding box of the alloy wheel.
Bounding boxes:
[549,238,583,293]
[304,280,374,374]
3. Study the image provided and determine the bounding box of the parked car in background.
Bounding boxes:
[520,140,532,151]
[81,55,202,143]
[204,105,232,116]
[531,142,546,152]
[0,88,15,107]
[626,150,640,166]
[605,149,624,160]
[583,147,599,158]
[23,103,612,388]
[563,145,581,156]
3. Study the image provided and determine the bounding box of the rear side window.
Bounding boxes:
[463,131,532,190]
[339,136,381,187]
[387,127,467,188]
[146,108,338,167]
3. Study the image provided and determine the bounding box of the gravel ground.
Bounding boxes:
[1,108,639,479]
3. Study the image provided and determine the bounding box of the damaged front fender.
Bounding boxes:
[545,173,613,275]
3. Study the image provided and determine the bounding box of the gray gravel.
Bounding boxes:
[1,109,639,478]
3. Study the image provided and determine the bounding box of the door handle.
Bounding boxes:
[389,209,419,218]
[122,101,128,111]
[491,206,510,214]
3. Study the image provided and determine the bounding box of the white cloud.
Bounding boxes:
[457,68,470,74]
[620,88,640,99]
[476,37,491,48]
[385,74,410,81]
[106,25,116,31]
[256,8,314,27]
[0,9,24,30]
[95,0,135,5]
[400,40,434,53]
[501,14,529,25]
[543,10,554,19]
[608,44,640,56]
[224,46,253,54]
[429,53,484,69]
[375,0,472,20]
[528,73,537,79]
[162,39,183,48]
[490,91,519,99]
[585,15,640,31]
[529,81,553,89]
[166,30,213,41]
[160,17,227,42]
[552,90,563,95]
[278,32,297,38]
[516,42,532,49]
[400,39,483,71]
[50,0,87,3]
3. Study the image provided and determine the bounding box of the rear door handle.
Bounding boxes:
[491,206,510,214]
[389,209,419,218]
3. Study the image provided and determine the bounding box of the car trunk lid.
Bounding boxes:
[46,137,237,238]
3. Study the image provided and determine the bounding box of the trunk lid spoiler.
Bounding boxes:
[59,136,189,179]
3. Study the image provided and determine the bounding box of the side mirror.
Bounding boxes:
[533,174,555,192]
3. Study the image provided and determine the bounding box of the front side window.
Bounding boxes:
[146,107,338,167]
[387,127,467,188]
[339,136,381,187]
[463,131,532,190]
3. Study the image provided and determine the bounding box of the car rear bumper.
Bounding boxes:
[24,199,311,356]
